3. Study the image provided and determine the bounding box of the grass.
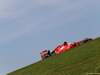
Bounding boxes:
[7,37,100,75]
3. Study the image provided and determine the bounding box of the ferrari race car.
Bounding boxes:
[40,38,93,59]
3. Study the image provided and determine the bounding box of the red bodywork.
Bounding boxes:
[55,38,93,54]
[55,44,72,54]
[54,42,78,54]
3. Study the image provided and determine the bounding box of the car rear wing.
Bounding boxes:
[40,50,48,59]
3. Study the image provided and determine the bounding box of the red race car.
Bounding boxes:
[40,38,93,59]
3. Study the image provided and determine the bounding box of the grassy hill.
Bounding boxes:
[7,37,100,75]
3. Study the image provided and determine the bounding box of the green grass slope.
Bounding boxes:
[7,37,100,75]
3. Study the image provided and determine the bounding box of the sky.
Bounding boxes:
[0,0,100,75]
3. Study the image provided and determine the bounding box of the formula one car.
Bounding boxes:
[40,38,93,59]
